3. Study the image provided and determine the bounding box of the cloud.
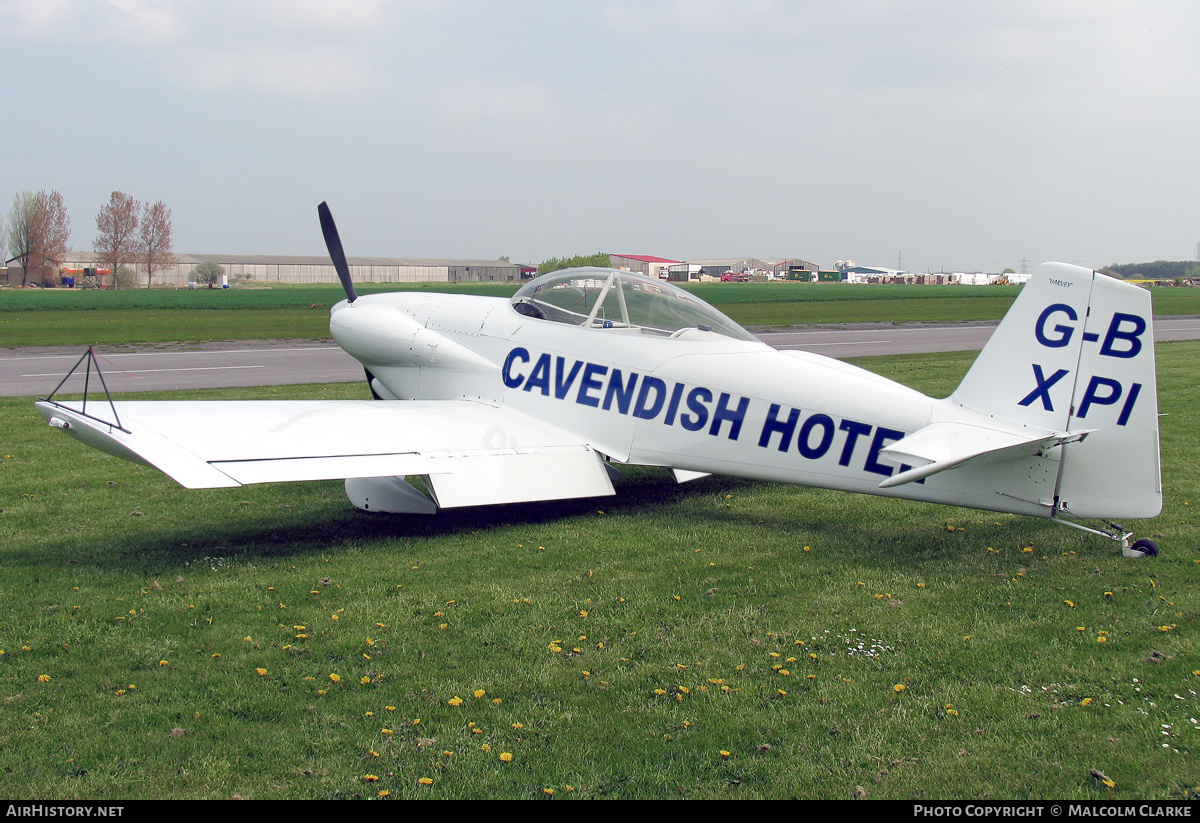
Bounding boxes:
[0,0,181,41]
[180,45,376,98]
[427,80,556,128]
[257,0,389,32]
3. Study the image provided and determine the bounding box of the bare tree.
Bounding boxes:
[94,191,140,288]
[139,200,176,288]
[6,192,36,276]
[7,190,71,286]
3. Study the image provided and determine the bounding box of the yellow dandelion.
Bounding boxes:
[329,673,341,682]
[473,689,486,698]
[158,660,169,666]
[448,696,463,706]
[360,676,371,685]
[720,750,731,757]
[1081,698,1093,706]
[499,752,513,762]
[543,788,554,795]
[893,684,906,693]
[363,774,379,782]
[380,728,393,735]
[1097,636,1107,643]
[1064,600,1075,608]
[256,668,267,676]
[37,674,50,683]
[418,777,433,786]
[377,790,390,798]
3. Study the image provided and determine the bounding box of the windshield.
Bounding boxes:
[511,268,758,342]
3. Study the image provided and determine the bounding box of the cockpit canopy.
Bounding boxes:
[511,267,758,342]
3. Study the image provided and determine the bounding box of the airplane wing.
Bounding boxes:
[34,399,615,508]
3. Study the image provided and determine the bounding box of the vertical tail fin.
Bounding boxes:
[950,263,1160,519]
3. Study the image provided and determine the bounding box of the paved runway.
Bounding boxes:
[4,317,1199,397]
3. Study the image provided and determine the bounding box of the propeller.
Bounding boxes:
[319,201,381,398]
[318,201,357,304]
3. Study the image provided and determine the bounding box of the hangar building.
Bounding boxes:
[25,252,522,288]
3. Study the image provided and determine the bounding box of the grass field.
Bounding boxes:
[3,282,1198,347]
[1,342,1196,800]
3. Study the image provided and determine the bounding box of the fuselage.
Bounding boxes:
[329,275,1052,518]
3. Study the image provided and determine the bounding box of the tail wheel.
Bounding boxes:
[1123,538,1159,558]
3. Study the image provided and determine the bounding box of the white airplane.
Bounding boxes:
[35,204,1162,556]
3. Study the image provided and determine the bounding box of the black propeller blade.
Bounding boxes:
[319,201,378,397]
[318,201,357,304]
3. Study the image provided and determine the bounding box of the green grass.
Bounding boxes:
[4,282,1198,347]
[1,343,1196,800]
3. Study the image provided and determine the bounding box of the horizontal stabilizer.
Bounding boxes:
[877,421,1092,489]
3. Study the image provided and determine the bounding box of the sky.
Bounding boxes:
[2,0,1197,273]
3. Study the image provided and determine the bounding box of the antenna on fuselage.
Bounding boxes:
[318,201,358,304]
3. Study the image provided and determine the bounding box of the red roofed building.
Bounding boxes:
[609,254,682,280]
